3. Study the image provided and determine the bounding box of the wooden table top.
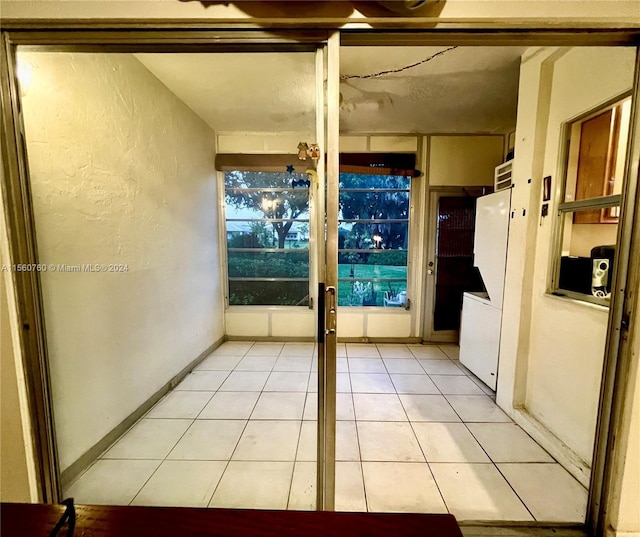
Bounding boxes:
[1,502,463,537]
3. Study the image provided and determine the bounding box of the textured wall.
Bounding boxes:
[499,47,635,469]
[19,52,223,471]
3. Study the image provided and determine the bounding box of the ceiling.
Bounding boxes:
[136,46,524,136]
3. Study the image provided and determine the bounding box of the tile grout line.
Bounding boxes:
[207,342,260,508]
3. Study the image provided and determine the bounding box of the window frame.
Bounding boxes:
[337,171,414,308]
[548,92,632,307]
[219,170,313,308]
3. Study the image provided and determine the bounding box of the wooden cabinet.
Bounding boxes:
[573,105,621,224]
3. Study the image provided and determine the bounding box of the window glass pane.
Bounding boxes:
[564,97,632,203]
[225,170,310,189]
[339,192,409,220]
[557,206,618,300]
[339,222,408,250]
[224,171,310,306]
[338,280,408,307]
[229,281,309,306]
[228,251,309,278]
[226,221,309,249]
[340,174,410,190]
[338,170,411,307]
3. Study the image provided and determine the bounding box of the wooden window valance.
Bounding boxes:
[215,152,421,177]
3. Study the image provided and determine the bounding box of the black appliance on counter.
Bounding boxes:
[559,245,615,297]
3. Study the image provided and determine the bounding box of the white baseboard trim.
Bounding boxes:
[508,407,591,488]
[60,336,224,489]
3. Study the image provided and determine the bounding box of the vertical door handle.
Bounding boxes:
[325,286,337,335]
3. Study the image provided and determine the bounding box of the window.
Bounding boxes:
[338,173,410,307]
[224,171,310,306]
[551,96,632,305]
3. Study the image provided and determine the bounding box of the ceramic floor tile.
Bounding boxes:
[168,420,246,460]
[412,422,490,462]
[175,371,230,391]
[353,393,407,421]
[399,394,461,422]
[104,419,192,459]
[407,345,449,360]
[383,358,425,374]
[337,344,347,357]
[303,393,317,420]
[337,393,356,421]
[131,460,226,507]
[348,358,387,373]
[245,342,284,357]
[439,345,460,360]
[198,391,260,420]
[335,462,367,512]
[498,463,587,522]
[362,462,447,513]
[264,372,309,392]
[296,421,317,461]
[357,421,424,462]
[233,420,301,461]
[337,358,349,373]
[64,460,161,506]
[273,355,313,372]
[346,344,381,358]
[280,343,315,357]
[430,375,486,395]
[209,461,293,509]
[376,345,414,359]
[219,371,269,392]
[288,461,316,510]
[430,463,533,521]
[390,374,440,395]
[350,373,395,394]
[419,359,465,375]
[445,395,512,422]
[337,372,352,393]
[307,373,318,393]
[146,391,214,419]
[211,341,254,356]
[235,355,278,372]
[467,423,554,462]
[336,421,360,461]
[196,355,243,371]
[251,392,306,420]
[467,374,497,396]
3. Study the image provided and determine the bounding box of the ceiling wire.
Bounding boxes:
[340,46,459,80]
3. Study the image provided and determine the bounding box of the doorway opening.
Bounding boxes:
[2,34,638,532]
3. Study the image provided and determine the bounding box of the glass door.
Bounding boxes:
[8,38,340,510]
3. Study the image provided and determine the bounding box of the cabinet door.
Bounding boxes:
[574,107,619,224]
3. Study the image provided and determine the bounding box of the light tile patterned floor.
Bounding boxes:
[65,341,588,522]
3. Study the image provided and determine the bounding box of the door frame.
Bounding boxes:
[422,186,491,342]
[2,25,640,536]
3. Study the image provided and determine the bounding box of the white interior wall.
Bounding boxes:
[19,52,224,472]
[428,136,504,186]
[498,47,636,482]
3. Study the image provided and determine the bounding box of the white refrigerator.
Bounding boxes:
[459,189,511,390]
